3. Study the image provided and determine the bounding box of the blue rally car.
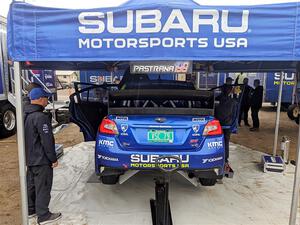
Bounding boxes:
[70,73,240,186]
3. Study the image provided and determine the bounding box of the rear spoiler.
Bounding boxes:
[108,89,214,116]
[109,89,213,101]
[109,108,214,116]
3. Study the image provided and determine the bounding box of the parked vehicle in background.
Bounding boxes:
[0,16,16,137]
[0,16,60,137]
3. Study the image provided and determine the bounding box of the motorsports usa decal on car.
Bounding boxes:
[78,9,249,50]
[130,154,190,169]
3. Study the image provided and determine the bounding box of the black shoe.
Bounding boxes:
[249,127,259,132]
[38,212,62,225]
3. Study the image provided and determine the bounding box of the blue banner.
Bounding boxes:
[28,70,56,89]
[7,0,300,61]
[265,72,296,103]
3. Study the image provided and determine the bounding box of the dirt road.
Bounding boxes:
[0,107,299,225]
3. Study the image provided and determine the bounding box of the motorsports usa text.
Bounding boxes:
[77,9,249,49]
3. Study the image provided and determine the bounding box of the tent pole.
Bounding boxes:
[272,71,284,157]
[14,62,29,225]
[290,116,300,225]
[289,71,300,225]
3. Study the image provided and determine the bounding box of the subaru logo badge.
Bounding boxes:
[192,125,200,133]
[121,124,128,132]
[155,117,166,123]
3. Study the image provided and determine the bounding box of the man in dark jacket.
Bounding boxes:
[215,85,237,168]
[238,78,253,126]
[250,79,264,131]
[24,87,62,224]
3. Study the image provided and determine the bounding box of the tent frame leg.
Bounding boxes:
[14,62,29,225]
[272,71,284,157]
[150,177,173,225]
[289,71,300,225]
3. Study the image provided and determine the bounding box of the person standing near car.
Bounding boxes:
[215,85,237,171]
[238,78,253,126]
[24,87,62,224]
[250,79,264,131]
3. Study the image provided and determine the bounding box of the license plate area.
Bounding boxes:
[147,129,174,143]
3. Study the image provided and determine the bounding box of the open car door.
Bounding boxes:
[69,82,117,141]
[213,84,245,133]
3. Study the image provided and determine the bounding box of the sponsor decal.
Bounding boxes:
[78,9,249,50]
[130,163,189,169]
[190,139,199,147]
[116,116,128,121]
[121,124,128,132]
[98,154,119,162]
[192,118,205,122]
[131,61,191,74]
[207,141,223,149]
[192,124,200,133]
[131,154,189,163]
[130,154,189,169]
[98,139,114,147]
[202,156,223,164]
[149,125,172,128]
[273,72,295,86]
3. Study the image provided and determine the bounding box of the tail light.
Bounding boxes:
[203,120,223,136]
[99,117,119,135]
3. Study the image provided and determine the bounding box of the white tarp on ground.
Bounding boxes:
[29,142,299,225]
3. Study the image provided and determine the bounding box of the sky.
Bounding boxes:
[0,0,128,17]
[1,0,12,17]
[1,0,300,16]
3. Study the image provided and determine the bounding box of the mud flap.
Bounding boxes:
[224,165,234,178]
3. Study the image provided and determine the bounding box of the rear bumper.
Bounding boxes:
[96,167,223,179]
[95,135,225,176]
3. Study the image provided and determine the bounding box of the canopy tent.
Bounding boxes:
[6,0,300,225]
[7,0,300,62]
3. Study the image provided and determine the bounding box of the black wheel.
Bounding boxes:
[296,116,299,125]
[0,103,16,138]
[101,175,119,185]
[287,104,299,121]
[199,178,217,186]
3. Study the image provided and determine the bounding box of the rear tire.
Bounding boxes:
[0,103,16,138]
[199,178,217,186]
[101,175,119,185]
[287,104,299,121]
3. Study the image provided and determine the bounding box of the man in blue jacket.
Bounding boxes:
[24,88,62,224]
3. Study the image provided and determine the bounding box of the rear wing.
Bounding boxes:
[108,89,215,116]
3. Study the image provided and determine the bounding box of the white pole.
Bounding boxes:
[289,104,300,225]
[272,71,284,157]
[14,62,28,225]
[196,72,200,90]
